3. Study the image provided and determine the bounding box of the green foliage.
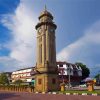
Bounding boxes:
[14,79,23,86]
[95,74,100,79]
[59,90,100,94]
[28,85,34,89]
[75,62,90,80]
[0,73,9,85]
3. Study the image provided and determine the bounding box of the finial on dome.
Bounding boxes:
[44,4,47,11]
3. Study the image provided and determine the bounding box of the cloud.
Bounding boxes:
[0,0,38,71]
[57,20,100,68]
[0,56,21,72]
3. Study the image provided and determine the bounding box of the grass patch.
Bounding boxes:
[58,90,100,95]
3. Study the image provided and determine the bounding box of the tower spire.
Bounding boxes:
[44,4,47,11]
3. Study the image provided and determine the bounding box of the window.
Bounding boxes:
[59,64,63,67]
[38,79,42,85]
[52,78,56,84]
[39,37,42,42]
[39,44,42,63]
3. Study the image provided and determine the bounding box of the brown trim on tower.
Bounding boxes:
[35,22,57,30]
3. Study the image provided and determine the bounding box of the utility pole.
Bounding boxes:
[61,68,64,83]
[68,66,71,88]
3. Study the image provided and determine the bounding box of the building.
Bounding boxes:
[11,7,82,91]
[11,67,35,85]
[35,6,59,92]
[57,62,82,86]
[11,61,82,86]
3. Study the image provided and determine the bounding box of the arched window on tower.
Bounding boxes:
[39,44,42,63]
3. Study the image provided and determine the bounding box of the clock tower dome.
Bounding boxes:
[35,7,59,92]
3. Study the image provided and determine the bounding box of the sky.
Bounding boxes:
[0,0,100,77]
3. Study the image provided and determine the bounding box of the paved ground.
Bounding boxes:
[0,91,100,100]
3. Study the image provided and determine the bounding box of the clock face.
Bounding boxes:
[50,29,54,32]
[38,28,41,33]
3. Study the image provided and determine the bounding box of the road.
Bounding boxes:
[0,91,100,100]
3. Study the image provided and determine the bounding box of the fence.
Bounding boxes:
[0,85,34,93]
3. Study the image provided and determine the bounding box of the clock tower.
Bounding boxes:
[35,7,59,92]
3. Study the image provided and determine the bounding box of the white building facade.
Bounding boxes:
[11,67,35,83]
[57,62,82,85]
[11,62,82,85]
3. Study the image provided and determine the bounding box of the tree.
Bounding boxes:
[75,62,90,80]
[94,74,100,85]
[0,73,9,85]
[14,79,23,86]
[95,74,100,79]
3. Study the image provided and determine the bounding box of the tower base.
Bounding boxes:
[34,73,59,92]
